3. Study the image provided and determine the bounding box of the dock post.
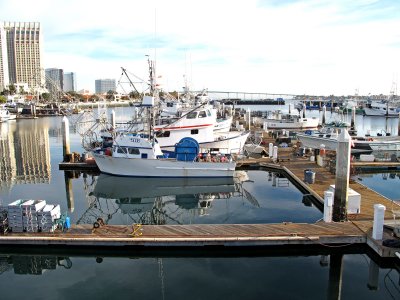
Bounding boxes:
[302,100,306,118]
[351,106,356,130]
[247,109,251,130]
[398,112,400,136]
[110,110,116,129]
[323,191,333,222]
[62,116,70,160]
[269,143,273,158]
[367,259,379,290]
[372,204,386,240]
[333,129,351,222]
[273,146,278,162]
[322,106,326,125]
[288,104,291,115]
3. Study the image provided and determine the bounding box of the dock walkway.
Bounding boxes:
[17,146,400,258]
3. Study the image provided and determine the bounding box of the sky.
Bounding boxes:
[1,0,400,96]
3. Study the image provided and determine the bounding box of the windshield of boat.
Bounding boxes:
[186,111,198,119]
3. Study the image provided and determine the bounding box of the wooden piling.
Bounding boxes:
[398,112,400,136]
[333,129,351,222]
[351,106,356,130]
[62,116,70,159]
[111,110,116,129]
[322,106,326,125]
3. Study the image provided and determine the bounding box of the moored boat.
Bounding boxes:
[296,129,400,152]
[91,134,236,178]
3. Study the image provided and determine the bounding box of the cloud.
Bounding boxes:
[1,0,400,95]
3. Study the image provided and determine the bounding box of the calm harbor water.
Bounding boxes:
[0,105,399,299]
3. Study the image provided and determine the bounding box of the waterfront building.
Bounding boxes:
[95,79,116,94]
[45,68,64,97]
[0,21,45,92]
[0,24,9,93]
[63,72,77,92]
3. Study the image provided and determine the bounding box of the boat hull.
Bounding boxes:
[92,153,236,178]
[296,133,338,151]
[264,117,319,129]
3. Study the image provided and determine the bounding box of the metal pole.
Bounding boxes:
[333,129,351,222]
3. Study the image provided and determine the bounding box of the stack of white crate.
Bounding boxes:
[21,200,47,232]
[7,199,30,233]
[38,204,61,232]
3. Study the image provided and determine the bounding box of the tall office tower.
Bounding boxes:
[0,24,10,92]
[63,72,77,92]
[45,68,63,94]
[1,21,44,92]
[95,79,116,94]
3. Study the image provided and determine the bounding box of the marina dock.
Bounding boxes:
[5,145,393,259]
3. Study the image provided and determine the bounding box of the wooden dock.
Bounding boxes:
[28,146,400,258]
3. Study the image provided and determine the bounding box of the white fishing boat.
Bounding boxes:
[0,106,16,122]
[253,110,319,130]
[90,69,237,178]
[91,133,236,178]
[363,100,399,117]
[297,129,400,152]
[264,115,319,130]
[296,130,339,151]
[154,104,247,155]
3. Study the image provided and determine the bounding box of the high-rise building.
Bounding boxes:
[0,21,44,92]
[95,79,116,94]
[45,68,63,95]
[63,72,77,92]
[0,24,9,92]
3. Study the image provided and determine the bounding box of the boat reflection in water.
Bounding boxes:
[0,254,72,275]
[81,171,253,225]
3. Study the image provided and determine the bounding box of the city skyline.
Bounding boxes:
[1,0,399,96]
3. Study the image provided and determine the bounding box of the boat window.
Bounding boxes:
[156,131,170,138]
[191,129,199,135]
[128,148,140,155]
[198,111,207,118]
[207,110,211,116]
[186,111,197,119]
[117,147,127,154]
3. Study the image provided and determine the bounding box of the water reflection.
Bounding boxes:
[0,248,398,300]
[353,171,400,201]
[61,169,322,225]
[0,254,71,275]
[75,172,258,225]
[0,120,51,192]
